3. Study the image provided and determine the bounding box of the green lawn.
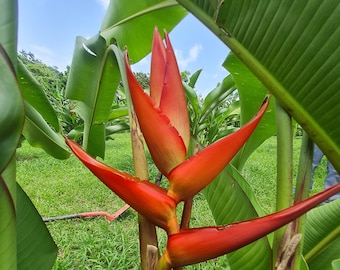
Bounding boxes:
[16,134,326,269]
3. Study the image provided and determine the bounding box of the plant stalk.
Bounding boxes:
[272,99,293,265]
[130,111,159,269]
[124,64,159,269]
[180,197,193,229]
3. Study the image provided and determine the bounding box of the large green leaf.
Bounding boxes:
[66,36,124,158]
[303,199,340,270]
[177,0,340,173]
[100,0,187,63]
[16,183,57,269]
[0,1,21,269]
[17,59,60,131]
[66,1,186,158]
[203,165,270,269]
[224,52,276,170]
[66,35,108,114]
[0,174,16,270]
[0,45,24,172]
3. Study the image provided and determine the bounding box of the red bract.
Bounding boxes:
[124,29,190,176]
[66,139,179,234]
[158,183,340,268]
[167,96,269,203]
[152,30,190,152]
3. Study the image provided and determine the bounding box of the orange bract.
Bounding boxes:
[66,139,178,234]
[125,29,190,176]
[167,96,269,203]
[160,183,340,268]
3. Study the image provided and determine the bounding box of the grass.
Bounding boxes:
[243,136,325,213]
[16,134,326,269]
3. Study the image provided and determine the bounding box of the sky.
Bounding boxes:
[18,0,230,96]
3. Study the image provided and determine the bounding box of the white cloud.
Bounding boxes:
[31,45,56,66]
[32,45,55,57]
[29,44,70,71]
[97,0,110,9]
[175,44,202,69]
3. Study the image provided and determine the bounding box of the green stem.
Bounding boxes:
[291,132,313,269]
[272,99,293,265]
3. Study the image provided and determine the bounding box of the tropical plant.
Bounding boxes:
[184,70,240,146]
[66,29,339,269]
[1,0,340,269]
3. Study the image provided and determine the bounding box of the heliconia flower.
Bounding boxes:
[125,28,270,203]
[124,28,190,176]
[157,183,340,269]
[65,139,179,234]
[166,96,270,203]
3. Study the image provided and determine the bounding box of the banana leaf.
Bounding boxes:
[66,1,187,158]
[16,183,57,269]
[303,199,340,270]
[177,0,340,173]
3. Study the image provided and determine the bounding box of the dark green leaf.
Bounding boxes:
[16,183,57,269]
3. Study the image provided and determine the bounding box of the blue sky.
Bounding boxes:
[18,0,230,96]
